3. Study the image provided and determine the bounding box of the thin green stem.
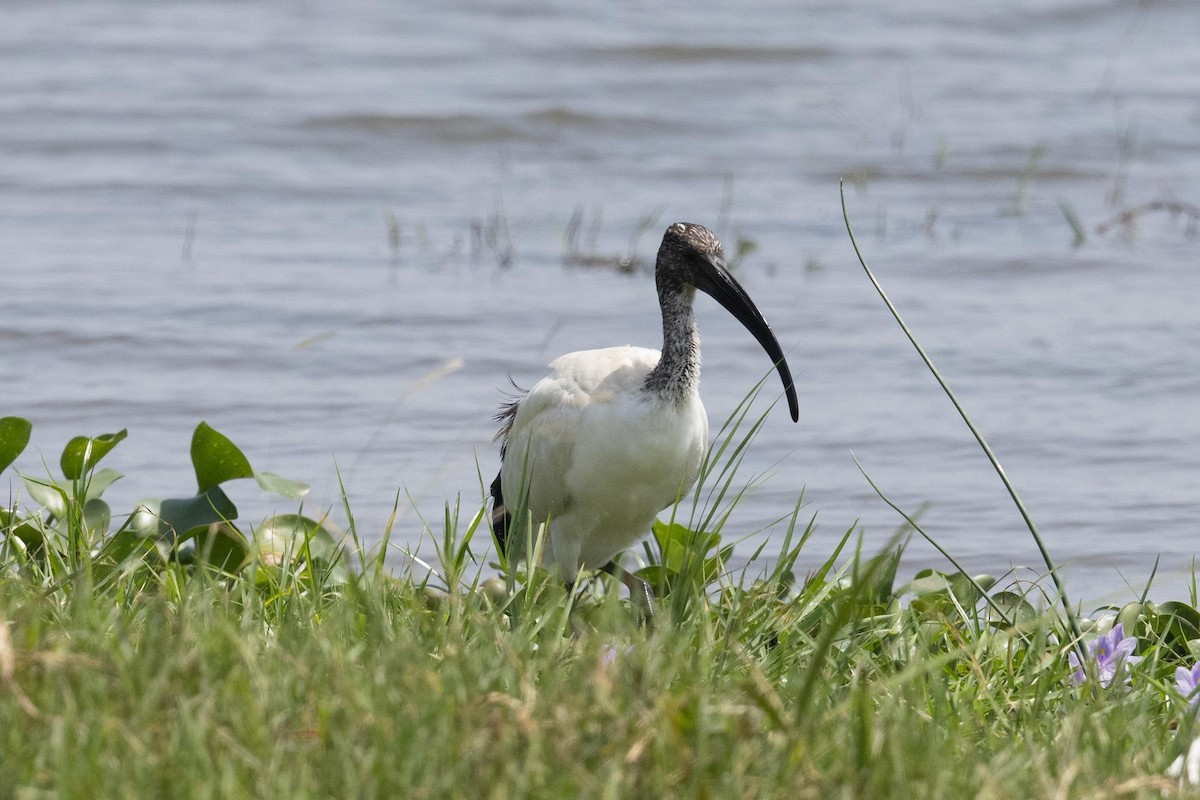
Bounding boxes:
[838,179,1082,649]
[851,453,1015,628]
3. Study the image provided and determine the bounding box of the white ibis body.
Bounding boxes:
[491,222,798,613]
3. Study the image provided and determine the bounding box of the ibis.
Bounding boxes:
[490,221,798,621]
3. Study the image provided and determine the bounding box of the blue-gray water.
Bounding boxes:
[2,1,1198,607]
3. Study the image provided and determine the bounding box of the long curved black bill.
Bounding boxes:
[693,255,799,422]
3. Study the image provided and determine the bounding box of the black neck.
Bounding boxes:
[643,285,699,404]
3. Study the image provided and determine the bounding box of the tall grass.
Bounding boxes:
[1,406,1197,798]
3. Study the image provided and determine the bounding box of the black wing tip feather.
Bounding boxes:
[492,376,527,457]
[490,377,526,558]
[489,470,511,558]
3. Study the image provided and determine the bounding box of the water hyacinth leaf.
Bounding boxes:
[191,422,254,492]
[60,429,128,480]
[0,507,48,555]
[1152,602,1200,654]
[634,564,671,588]
[901,572,957,616]
[253,470,310,501]
[22,477,69,520]
[654,522,690,573]
[100,526,166,568]
[80,468,123,503]
[190,522,250,573]
[940,573,988,609]
[0,417,32,474]
[898,570,953,598]
[911,571,994,614]
[127,499,163,537]
[652,520,719,573]
[83,497,111,538]
[1159,602,1200,631]
[253,514,343,567]
[128,486,238,540]
[1117,602,1146,636]
[988,591,1039,628]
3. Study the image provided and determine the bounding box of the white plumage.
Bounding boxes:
[500,345,708,581]
[490,222,797,616]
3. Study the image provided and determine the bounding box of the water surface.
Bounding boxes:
[3,0,1198,606]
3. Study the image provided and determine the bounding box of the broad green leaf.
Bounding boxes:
[1,507,49,555]
[898,571,952,598]
[634,565,671,589]
[1116,602,1146,635]
[17,467,122,523]
[191,522,250,573]
[1158,601,1200,630]
[253,514,343,567]
[61,429,127,480]
[98,527,165,569]
[191,422,253,492]
[83,497,111,538]
[652,520,719,573]
[906,571,998,617]
[0,417,32,474]
[945,572,985,608]
[22,476,68,520]
[1151,601,1200,653]
[129,486,238,540]
[80,468,123,503]
[989,591,1039,628]
[254,470,310,500]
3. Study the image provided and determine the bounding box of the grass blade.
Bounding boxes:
[838,179,1082,649]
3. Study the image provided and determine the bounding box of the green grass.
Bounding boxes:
[0,529,1193,798]
[1,415,1199,798]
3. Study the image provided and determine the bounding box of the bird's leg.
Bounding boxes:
[602,561,656,631]
[563,580,592,639]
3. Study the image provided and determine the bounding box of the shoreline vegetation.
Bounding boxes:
[3,203,1198,797]
[2,415,1199,798]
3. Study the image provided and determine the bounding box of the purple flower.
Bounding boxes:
[1068,623,1142,687]
[1176,663,1200,706]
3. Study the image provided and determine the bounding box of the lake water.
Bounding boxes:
[2,0,1197,608]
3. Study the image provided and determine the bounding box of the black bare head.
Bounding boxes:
[655,222,799,422]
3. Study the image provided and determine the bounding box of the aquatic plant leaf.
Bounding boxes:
[83,497,111,538]
[634,565,670,588]
[1152,602,1200,655]
[81,468,123,502]
[652,520,719,572]
[61,429,128,480]
[19,468,122,523]
[99,526,165,569]
[0,417,32,474]
[191,522,250,573]
[0,507,48,556]
[191,422,254,492]
[129,486,238,540]
[254,470,310,500]
[253,514,343,567]
[1159,602,1200,631]
[898,570,953,598]
[1117,602,1146,636]
[988,591,1039,628]
[22,477,68,520]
